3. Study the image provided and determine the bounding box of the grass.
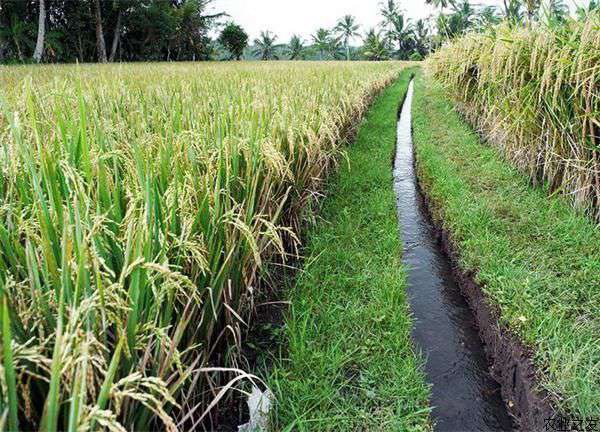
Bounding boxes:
[268,70,432,431]
[0,61,406,431]
[427,14,600,218]
[412,72,600,418]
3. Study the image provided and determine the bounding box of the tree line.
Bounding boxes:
[0,0,597,64]
[0,0,223,63]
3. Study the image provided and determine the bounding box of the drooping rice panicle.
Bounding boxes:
[427,14,600,218]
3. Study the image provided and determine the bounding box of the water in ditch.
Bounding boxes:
[393,80,514,431]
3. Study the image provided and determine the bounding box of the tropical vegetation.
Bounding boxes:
[0,0,224,63]
[2,0,600,64]
[217,21,248,60]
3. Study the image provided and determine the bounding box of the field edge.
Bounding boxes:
[265,69,432,431]
[412,71,600,424]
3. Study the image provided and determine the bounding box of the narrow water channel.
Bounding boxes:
[393,80,514,431]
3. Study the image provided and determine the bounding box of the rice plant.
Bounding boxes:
[427,14,600,218]
[0,61,404,431]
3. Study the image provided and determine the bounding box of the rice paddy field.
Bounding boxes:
[0,62,405,431]
[1,15,599,432]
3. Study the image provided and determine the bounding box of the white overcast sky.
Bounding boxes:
[208,0,590,42]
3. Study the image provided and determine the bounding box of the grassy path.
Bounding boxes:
[268,71,432,431]
[412,72,600,418]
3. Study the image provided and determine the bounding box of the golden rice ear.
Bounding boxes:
[427,13,600,219]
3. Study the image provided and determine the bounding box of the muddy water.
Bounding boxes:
[394,80,514,431]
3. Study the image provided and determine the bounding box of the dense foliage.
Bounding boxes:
[0,0,430,63]
[2,0,599,64]
[0,0,222,63]
[217,21,247,60]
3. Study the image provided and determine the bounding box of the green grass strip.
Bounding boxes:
[412,72,600,418]
[268,70,432,431]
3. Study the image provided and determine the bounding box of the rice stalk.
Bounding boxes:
[427,14,600,218]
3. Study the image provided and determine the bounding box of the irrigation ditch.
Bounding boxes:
[394,78,554,431]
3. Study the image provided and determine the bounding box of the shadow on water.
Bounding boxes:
[394,80,514,432]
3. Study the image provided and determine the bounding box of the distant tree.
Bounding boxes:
[108,0,128,62]
[43,28,64,62]
[425,0,457,9]
[523,0,542,22]
[502,0,524,24]
[388,13,413,59]
[380,0,400,29]
[0,0,225,63]
[1,13,30,61]
[0,12,8,62]
[476,6,501,30]
[327,35,345,59]
[412,19,430,57]
[218,22,248,60]
[253,31,279,60]
[576,0,599,19]
[335,15,360,61]
[544,0,569,24]
[455,0,476,29]
[93,0,107,62]
[286,34,305,60]
[32,0,45,62]
[379,0,401,46]
[436,0,477,39]
[311,28,331,60]
[362,28,388,61]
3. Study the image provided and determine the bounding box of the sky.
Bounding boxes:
[208,0,591,43]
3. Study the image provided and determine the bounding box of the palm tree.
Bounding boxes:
[362,28,389,61]
[476,6,501,30]
[312,28,331,60]
[425,0,457,10]
[429,0,467,40]
[379,0,400,47]
[287,35,304,60]
[455,0,476,29]
[502,0,524,24]
[576,0,599,20]
[544,0,569,24]
[523,0,542,22]
[438,0,476,38]
[327,35,345,60]
[413,19,430,57]
[253,31,279,60]
[388,13,412,59]
[380,1,400,30]
[335,15,360,61]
